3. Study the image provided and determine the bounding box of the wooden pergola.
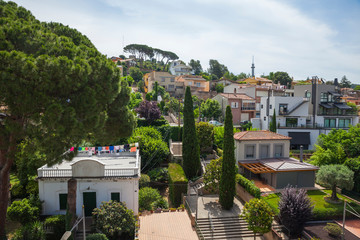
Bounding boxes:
[239,162,275,174]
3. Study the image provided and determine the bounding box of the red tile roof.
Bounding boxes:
[234,130,291,141]
[220,93,255,100]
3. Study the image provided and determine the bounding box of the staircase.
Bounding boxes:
[74,217,92,240]
[196,216,262,240]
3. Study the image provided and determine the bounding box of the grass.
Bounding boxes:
[262,189,360,220]
[168,163,188,182]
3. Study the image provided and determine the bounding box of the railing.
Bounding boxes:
[38,168,139,177]
[38,169,72,177]
[195,219,205,240]
[241,107,256,110]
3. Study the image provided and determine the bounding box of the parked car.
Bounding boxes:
[209,120,223,126]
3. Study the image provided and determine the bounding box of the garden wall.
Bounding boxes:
[235,183,255,202]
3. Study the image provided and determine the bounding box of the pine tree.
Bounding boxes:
[269,109,277,132]
[182,87,200,179]
[219,106,236,209]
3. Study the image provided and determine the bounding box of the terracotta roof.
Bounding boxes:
[220,93,254,100]
[234,130,292,141]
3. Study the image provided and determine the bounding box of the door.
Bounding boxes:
[83,192,96,216]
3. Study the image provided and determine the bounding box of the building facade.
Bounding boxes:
[38,150,140,216]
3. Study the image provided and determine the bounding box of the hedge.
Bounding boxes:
[44,215,65,240]
[137,117,168,127]
[236,174,261,198]
[168,163,188,207]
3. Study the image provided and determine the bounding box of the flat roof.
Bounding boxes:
[38,152,139,170]
[239,158,318,173]
[234,130,292,141]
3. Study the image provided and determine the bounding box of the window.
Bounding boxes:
[270,104,272,109]
[168,85,174,89]
[231,102,238,108]
[111,192,120,202]
[188,81,192,86]
[274,144,283,157]
[320,92,328,103]
[261,104,263,109]
[196,82,201,87]
[59,193,68,210]
[286,118,298,127]
[338,119,351,128]
[264,116,266,121]
[245,145,256,158]
[260,145,270,158]
[170,78,175,82]
[324,118,336,128]
[279,104,288,114]
[161,77,165,82]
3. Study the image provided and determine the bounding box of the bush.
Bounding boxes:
[137,118,167,127]
[26,180,39,196]
[168,163,188,207]
[87,233,109,240]
[139,187,161,211]
[7,198,40,225]
[278,187,313,238]
[44,215,65,240]
[139,174,150,188]
[236,174,261,198]
[323,223,342,237]
[148,168,169,182]
[92,201,135,240]
[151,198,169,210]
[10,182,27,199]
[12,221,45,240]
[203,158,222,193]
[170,126,183,142]
[196,122,214,153]
[129,127,169,172]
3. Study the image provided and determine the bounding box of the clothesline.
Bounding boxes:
[69,143,139,153]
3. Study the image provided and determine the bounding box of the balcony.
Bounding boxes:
[38,167,139,178]
[241,107,256,110]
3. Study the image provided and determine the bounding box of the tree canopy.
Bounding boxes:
[0,2,135,236]
[208,59,228,79]
[189,59,202,75]
[200,99,222,120]
[340,75,351,88]
[273,71,292,87]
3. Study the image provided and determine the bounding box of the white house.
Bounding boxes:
[260,83,359,150]
[169,60,193,76]
[38,149,140,216]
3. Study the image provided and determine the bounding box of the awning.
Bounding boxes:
[288,132,310,145]
[319,103,334,109]
[239,162,274,174]
[334,103,352,110]
[329,91,341,97]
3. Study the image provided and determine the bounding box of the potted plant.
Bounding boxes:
[170,208,177,212]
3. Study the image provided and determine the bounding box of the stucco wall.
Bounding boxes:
[39,178,139,216]
[235,139,290,161]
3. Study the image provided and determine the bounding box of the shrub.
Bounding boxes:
[26,180,39,196]
[92,201,135,240]
[137,118,167,127]
[139,187,161,211]
[323,223,342,237]
[10,182,27,199]
[236,174,261,198]
[148,168,169,182]
[170,126,183,142]
[168,163,188,207]
[44,215,65,240]
[87,233,109,240]
[151,198,169,210]
[240,198,273,235]
[196,122,214,153]
[139,174,150,188]
[203,158,222,193]
[7,198,40,225]
[12,221,45,240]
[278,187,313,238]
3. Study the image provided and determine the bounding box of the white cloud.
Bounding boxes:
[10,0,360,83]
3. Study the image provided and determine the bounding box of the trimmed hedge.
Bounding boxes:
[168,163,188,207]
[137,118,168,127]
[236,174,261,198]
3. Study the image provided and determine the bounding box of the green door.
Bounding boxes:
[83,192,96,216]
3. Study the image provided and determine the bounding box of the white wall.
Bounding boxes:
[39,178,139,216]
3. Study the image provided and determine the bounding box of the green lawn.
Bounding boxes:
[262,190,360,220]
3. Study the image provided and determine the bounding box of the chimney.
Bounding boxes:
[300,145,303,162]
[334,78,339,87]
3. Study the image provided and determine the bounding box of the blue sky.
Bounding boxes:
[10,0,360,83]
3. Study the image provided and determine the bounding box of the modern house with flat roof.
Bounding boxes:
[235,131,318,189]
[38,149,140,216]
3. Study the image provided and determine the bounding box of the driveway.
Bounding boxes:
[139,211,198,240]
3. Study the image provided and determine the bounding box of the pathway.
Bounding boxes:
[139,211,198,240]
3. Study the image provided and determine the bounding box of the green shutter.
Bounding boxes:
[59,194,68,210]
[111,192,120,202]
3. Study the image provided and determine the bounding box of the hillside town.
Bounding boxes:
[1,1,360,240]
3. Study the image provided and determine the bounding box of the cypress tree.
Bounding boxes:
[269,109,277,132]
[182,87,200,179]
[153,81,158,101]
[219,106,236,209]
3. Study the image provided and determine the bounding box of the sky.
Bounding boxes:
[10,0,360,83]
